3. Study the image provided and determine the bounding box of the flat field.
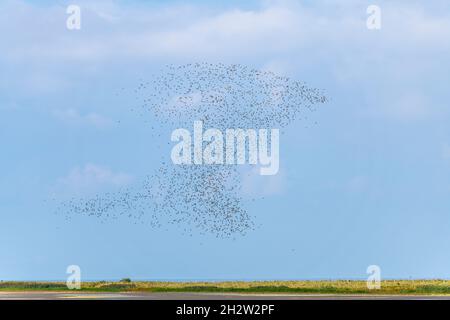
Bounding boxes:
[1,280,449,295]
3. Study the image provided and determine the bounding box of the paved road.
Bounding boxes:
[1,292,450,300]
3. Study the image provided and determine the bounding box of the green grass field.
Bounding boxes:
[1,280,449,295]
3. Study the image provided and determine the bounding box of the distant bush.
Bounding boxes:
[120,278,132,283]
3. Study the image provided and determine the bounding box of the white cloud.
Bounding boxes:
[133,6,301,57]
[442,143,450,160]
[59,164,133,193]
[386,93,430,121]
[1,0,450,122]
[3,0,449,62]
[241,166,286,197]
[347,175,368,193]
[96,11,120,23]
[52,108,113,128]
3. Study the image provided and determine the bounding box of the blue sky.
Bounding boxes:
[1,0,450,280]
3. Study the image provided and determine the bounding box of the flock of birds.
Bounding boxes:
[58,63,327,237]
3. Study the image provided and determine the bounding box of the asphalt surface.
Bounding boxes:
[1,292,450,300]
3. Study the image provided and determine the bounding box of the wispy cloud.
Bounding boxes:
[52,108,114,128]
[59,163,133,193]
[3,1,449,61]
[442,143,450,160]
[346,175,368,193]
[241,166,286,197]
[1,0,449,122]
[386,92,430,121]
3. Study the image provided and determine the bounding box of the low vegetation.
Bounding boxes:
[0,280,449,295]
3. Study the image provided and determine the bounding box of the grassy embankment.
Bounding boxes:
[1,280,450,295]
